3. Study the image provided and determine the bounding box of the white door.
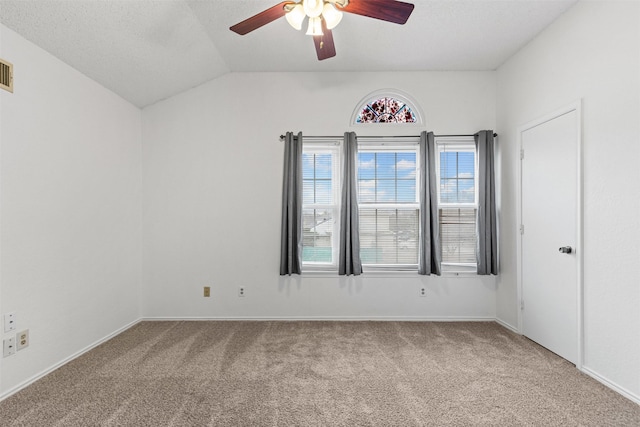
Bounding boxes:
[520,107,580,365]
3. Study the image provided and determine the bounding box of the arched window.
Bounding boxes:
[352,90,422,125]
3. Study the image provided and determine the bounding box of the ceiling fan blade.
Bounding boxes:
[313,23,336,60]
[230,2,292,35]
[340,0,414,25]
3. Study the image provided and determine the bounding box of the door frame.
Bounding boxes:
[516,100,584,369]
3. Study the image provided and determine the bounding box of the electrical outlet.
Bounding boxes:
[203,286,211,297]
[238,287,245,297]
[3,312,16,332]
[3,337,15,357]
[16,329,29,351]
[419,287,427,297]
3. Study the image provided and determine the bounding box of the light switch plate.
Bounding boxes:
[3,312,16,332]
[3,337,15,357]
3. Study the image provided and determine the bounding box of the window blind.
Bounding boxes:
[440,208,477,264]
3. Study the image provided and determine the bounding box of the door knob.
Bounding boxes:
[558,246,572,254]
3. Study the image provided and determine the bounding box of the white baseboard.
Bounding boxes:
[141,316,496,322]
[494,319,638,404]
[580,366,640,405]
[495,317,519,333]
[0,318,141,402]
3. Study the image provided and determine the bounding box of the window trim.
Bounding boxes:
[357,142,421,269]
[435,136,479,271]
[301,140,342,271]
[350,89,424,126]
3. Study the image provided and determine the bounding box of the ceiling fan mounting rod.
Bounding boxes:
[325,0,350,8]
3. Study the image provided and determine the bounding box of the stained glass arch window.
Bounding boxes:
[352,90,423,125]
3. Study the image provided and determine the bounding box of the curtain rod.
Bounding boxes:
[279,133,497,140]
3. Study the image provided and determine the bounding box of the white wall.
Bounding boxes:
[496,1,639,399]
[0,25,142,396]
[142,72,497,320]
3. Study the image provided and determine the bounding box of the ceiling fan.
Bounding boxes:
[230,0,415,61]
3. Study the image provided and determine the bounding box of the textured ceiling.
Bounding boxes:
[0,0,578,107]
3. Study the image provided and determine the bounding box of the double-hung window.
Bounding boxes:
[357,142,420,270]
[301,141,341,270]
[436,137,478,272]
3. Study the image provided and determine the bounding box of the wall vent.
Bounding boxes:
[0,59,14,93]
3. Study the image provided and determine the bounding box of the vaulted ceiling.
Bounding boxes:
[0,0,577,107]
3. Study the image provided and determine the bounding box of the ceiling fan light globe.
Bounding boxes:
[303,0,324,18]
[305,16,324,36]
[285,4,305,30]
[322,3,343,30]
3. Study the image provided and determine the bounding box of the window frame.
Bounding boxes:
[350,89,424,126]
[357,140,421,272]
[301,140,342,271]
[435,137,479,273]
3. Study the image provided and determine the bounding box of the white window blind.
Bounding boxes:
[440,207,477,264]
[436,139,478,269]
[357,146,419,268]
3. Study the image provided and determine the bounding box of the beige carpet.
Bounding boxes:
[0,321,638,426]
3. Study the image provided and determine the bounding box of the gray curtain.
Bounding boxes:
[476,130,498,275]
[418,131,441,275]
[280,132,303,275]
[339,132,362,275]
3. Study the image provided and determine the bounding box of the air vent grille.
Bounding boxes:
[0,59,14,93]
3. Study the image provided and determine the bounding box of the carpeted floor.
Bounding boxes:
[0,321,638,426]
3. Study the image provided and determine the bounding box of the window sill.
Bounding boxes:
[300,270,419,278]
[300,269,338,278]
[440,271,479,278]
[299,269,479,278]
